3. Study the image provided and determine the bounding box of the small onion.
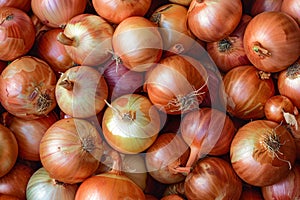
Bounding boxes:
[26,167,78,200]
[0,56,57,119]
[0,7,35,61]
[230,120,297,187]
[57,14,114,67]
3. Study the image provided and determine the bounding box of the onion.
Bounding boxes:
[243,11,300,73]
[206,14,252,72]
[112,16,163,72]
[168,0,191,6]
[187,0,243,42]
[222,65,275,120]
[75,149,146,199]
[230,120,297,187]
[102,94,161,154]
[55,65,108,119]
[0,6,35,61]
[0,124,18,178]
[36,29,76,74]
[281,0,300,25]
[184,157,242,200]
[26,167,78,200]
[144,55,208,115]
[40,118,103,184]
[0,0,31,12]
[92,0,151,24]
[0,56,57,119]
[145,133,190,184]
[261,164,300,199]
[250,0,283,16]
[0,162,34,200]
[57,14,114,67]
[278,59,300,109]
[31,0,87,28]
[4,112,58,161]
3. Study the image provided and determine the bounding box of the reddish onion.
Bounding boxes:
[250,0,283,16]
[230,120,297,187]
[4,112,58,161]
[40,118,103,184]
[102,94,161,154]
[281,0,300,25]
[26,167,78,200]
[145,133,190,184]
[0,56,57,119]
[57,14,114,67]
[0,124,18,178]
[31,0,87,28]
[0,7,35,61]
[261,164,300,199]
[243,11,300,72]
[112,16,163,72]
[0,0,31,12]
[55,65,108,119]
[92,0,151,24]
[278,59,300,109]
[222,65,275,120]
[36,29,76,74]
[0,162,34,200]
[187,0,243,42]
[184,157,242,200]
[206,14,252,72]
[144,55,208,115]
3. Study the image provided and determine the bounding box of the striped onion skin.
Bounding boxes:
[222,65,275,120]
[26,167,78,200]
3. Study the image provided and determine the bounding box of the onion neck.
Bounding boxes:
[57,32,78,47]
[0,14,13,25]
[252,42,271,58]
[104,100,136,121]
[59,77,74,90]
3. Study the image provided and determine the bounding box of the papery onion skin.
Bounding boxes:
[36,29,76,74]
[230,120,296,187]
[278,60,300,109]
[0,7,35,61]
[31,0,87,28]
[145,133,190,184]
[250,0,283,16]
[187,0,243,42]
[0,56,57,119]
[281,0,300,25]
[262,164,300,200]
[0,163,34,200]
[145,55,208,115]
[55,65,108,119]
[0,0,31,12]
[26,167,78,200]
[6,112,58,161]
[112,16,163,72]
[243,11,300,73]
[184,157,242,200]
[222,65,275,120]
[40,118,103,184]
[102,94,161,154]
[0,124,18,178]
[57,14,114,67]
[92,0,151,24]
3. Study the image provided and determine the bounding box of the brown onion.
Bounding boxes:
[250,0,283,16]
[31,0,87,28]
[184,157,242,200]
[243,11,300,73]
[57,14,114,67]
[230,120,296,187]
[0,0,31,12]
[0,7,35,61]
[281,0,300,25]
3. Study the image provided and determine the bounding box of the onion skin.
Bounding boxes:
[0,0,31,12]
[40,118,103,184]
[281,0,300,25]
[243,11,300,73]
[31,0,87,28]
[0,56,57,119]
[26,167,78,200]
[250,0,283,16]
[0,124,18,178]
[187,0,243,42]
[262,164,300,200]
[0,7,35,61]
[161,194,185,200]
[230,120,296,187]
[184,157,242,200]
[222,65,275,120]
[92,0,151,24]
